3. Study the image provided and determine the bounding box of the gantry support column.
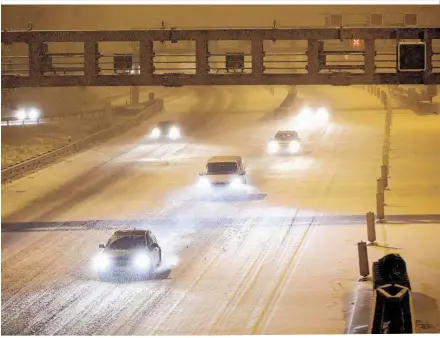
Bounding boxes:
[251,37,264,75]
[423,29,433,84]
[307,39,319,76]
[139,39,154,77]
[84,41,98,82]
[364,39,375,78]
[195,38,209,75]
[28,39,43,78]
[130,86,139,105]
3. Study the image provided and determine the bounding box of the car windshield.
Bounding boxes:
[108,236,146,250]
[207,162,238,174]
[158,121,174,129]
[275,132,298,140]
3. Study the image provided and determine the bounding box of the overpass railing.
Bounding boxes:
[2,27,440,87]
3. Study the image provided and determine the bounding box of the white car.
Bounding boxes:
[267,130,301,155]
[197,156,247,190]
[150,121,182,140]
[294,105,330,129]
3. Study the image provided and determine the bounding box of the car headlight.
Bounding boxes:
[92,253,111,271]
[28,108,40,120]
[229,177,242,187]
[133,253,151,270]
[289,140,301,153]
[198,176,211,188]
[168,126,180,139]
[316,107,329,124]
[296,107,314,128]
[268,141,279,153]
[16,109,27,121]
[151,127,161,138]
[299,106,313,117]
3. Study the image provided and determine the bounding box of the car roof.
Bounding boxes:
[112,230,149,238]
[207,156,242,163]
[158,120,175,125]
[303,102,326,106]
[276,130,298,135]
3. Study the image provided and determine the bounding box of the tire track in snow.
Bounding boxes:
[250,215,321,334]
[127,217,259,335]
[207,215,300,334]
[110,221,232,335]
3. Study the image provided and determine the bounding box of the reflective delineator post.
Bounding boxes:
[377,177,384,194]
[382,153,389,170]
[383,129,390,145]
[366,211,376,243]
[358,241,370,278]
[382,143,389,162]
[381,165,388,188]
[387,107,393,127]
[130,86,139,105]
[376,192,385,221]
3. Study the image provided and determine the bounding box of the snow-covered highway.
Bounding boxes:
[2,85,440,334]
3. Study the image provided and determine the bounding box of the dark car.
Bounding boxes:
[267,130,301,154]
[92,229,162,281]
[150,120,181,140]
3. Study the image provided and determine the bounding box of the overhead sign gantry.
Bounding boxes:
[1,27,439,88]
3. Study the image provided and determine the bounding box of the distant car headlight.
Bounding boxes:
[299,106,313,117]
[268,141,279,154]
[16,109,27,121]
[198,176,211,188]
[133,253,151,270]
[168,126,180,139]
[92,253,111,271]
[28,108,40,120]
[151,127,161,138]
[316,107,329,124]
[289,140,301,153]
[296,107,314,128]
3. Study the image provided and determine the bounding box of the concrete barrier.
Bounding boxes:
[367,85,440,115]
[1,98,164,184]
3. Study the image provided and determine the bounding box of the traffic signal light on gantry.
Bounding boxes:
[397,42,426,72]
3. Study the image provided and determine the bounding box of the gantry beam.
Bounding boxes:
[3,28,440,42]
[3,73,439,88]
[2,27,440,88]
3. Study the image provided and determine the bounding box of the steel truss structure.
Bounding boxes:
[2,27,440,88]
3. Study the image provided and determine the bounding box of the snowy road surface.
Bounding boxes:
[1,87,187,169]
[2,86,440,334]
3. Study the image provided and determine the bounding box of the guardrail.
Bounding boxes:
[272,88,302,118]
[363,85,440,115]
[1,98,164,184]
